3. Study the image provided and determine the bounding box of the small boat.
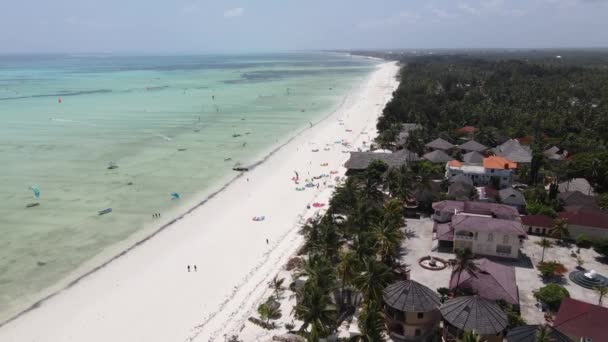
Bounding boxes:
[232,134,242,138]
[224,157,232,162]
[98,208,112,215]
[177,148,187,151]
[233,167,249,172]
[26,202,40,208]
[311,149,319,152]
[107,162,118,170]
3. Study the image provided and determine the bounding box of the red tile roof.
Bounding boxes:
[521,215,554,229]
[448,160,463,167]
[559,206,608,230]
[456,126,476,134]
[483,156,517,170]
[554,297,608,342]
[450,258,519,305]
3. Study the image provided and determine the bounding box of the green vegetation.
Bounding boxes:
[575,235,593,249]
[534,284,570,311]
[374,55,608,196]
[537,261,568,280]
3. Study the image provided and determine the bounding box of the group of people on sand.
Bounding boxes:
[187,265,198,272]
[152,213,161,218]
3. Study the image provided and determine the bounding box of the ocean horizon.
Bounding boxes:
[0,52,378,322]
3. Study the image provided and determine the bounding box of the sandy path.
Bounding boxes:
[0,61,399,342]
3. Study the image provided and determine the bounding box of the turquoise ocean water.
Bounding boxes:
[0,53,377,321]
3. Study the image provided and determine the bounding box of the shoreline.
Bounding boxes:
[0,61,400,342]
[0,63,363,327]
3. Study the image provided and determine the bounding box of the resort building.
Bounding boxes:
[463,151,484,164]
[492,139,532,164]
[440,296,508,342]
[445,156,517,188]
[543,146,568,162]
[558,178,594,195]
[558,191,598,208]
[422,150,453,164]
[432,200,520,223]
[559,205,608,240]
[435,214,526,259]
[506,325,573,342]
[425,138,455,152]
[383,280,442,342]
[553,298,608,342]
[344,149,419,174]
[457,139,487,153]
[498,188,527,212]
[450,258,519,306]
[521,215,554,235]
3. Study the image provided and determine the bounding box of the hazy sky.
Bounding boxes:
[1,0,607,53]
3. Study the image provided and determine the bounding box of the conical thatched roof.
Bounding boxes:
[458,140,487,152]
[506,325,573,342]
[383,280,441,313]
[440,296,508,335]
[463,151,484,164]
[423,150,453,163]
[425,138,454,150]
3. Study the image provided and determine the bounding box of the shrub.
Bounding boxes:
[526,202,557,217]
[576,234,593,248]
[534,284,570,311]
[594,239,608,259]
[537,261,567,279]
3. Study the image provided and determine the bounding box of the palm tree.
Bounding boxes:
[258,301,281,324]
[371,219,405,267]
[536,238,553,262]
[452,248,479,288]
[294,285,337,340]
[337,251,358,310]
[387,165,413,203]
[535,325,551,342]
[353,258,394,305]
[551,218,569,244]
[270,275,285,300]
[459,330,480,342]
[358,302,386,342]
[594,286,608,305]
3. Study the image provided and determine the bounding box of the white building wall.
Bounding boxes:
[454,231,521,259]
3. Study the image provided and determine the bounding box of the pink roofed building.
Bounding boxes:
[433,201,526,259]
[450,258,519,306]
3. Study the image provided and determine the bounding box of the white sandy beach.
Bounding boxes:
[0,61,399,342]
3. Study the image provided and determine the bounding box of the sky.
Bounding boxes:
[0,0,607,53]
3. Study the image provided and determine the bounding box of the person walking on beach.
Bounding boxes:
[187,265,191,272]
[266,238,269,244]
[194,265,197,272]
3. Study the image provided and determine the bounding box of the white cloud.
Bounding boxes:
[224,7,244,18]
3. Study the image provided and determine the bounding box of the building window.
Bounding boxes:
[417,312,424,319]
[503,235,509,244]
[415,329,421,336]
[488,233,493,242]
[496,245,512,255]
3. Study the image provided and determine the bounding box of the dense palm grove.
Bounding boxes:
[375,56,608,193]
[293,160,433,341]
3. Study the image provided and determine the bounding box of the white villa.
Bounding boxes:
[445,156,517,189]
